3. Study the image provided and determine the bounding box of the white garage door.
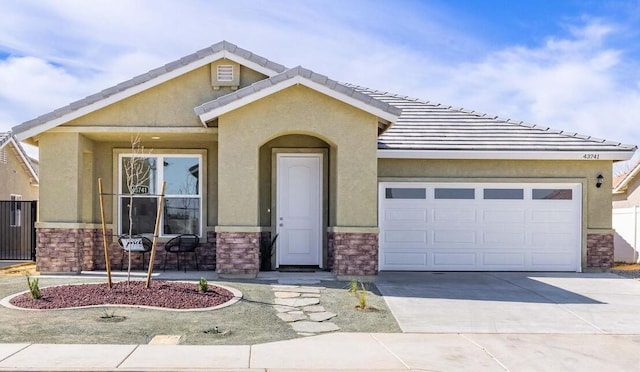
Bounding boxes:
[379,182,582,271]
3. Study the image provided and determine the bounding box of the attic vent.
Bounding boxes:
[0,149,6,164]
[217,65,234,82]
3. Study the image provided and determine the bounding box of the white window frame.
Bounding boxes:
[10,194,22,227]
[118,153,203,237]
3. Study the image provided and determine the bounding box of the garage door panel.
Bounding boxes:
[383,252,427,267]
[530,252,576,267]
[482,209,526,224]
[432,208,476,222]
[482,231,527,246]
[433,230,476,244]
[481,252,526,266]
[531,232,576,247]
[432,252,476,266]
[383,230,428,244]
[531,209,575,223]
[384,208,428,223]
[379,182,581,272]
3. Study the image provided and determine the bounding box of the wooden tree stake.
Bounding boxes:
[146,181,166,288]
[98,178,112,288]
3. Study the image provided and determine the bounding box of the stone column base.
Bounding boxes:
[215,231,260,276]
[587,233,614,269]
[36,226,103,273]
[329,231,378,276]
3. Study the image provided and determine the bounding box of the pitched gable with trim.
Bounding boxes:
[0,132,38,200]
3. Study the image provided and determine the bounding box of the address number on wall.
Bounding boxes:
[582,154,600,159]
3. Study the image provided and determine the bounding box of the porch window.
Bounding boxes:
[119,154,201,237]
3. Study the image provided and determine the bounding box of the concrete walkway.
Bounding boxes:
[2,332,640,371]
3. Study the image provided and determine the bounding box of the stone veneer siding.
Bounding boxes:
[328,232,378,276]
[216,231,261,275]
[36,228,216,273]
[587,233,614,269]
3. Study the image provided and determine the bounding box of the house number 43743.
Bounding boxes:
[582,154,600,159]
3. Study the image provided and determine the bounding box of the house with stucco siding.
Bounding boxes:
[0,132,38,201]
[11,41,636,275]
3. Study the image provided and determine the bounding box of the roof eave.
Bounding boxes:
[378,149,636,161]
[12,46,285,141]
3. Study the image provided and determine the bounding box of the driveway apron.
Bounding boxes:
[375,271,640,334]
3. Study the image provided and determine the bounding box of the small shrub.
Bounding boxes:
[198,277,208,293]
[356,282,368,309]
[26,275,41,299]
[347,279,358,293]
[101,309,117,319]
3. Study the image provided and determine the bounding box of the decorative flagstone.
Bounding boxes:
[308,311,337,322]
[274,291,300,298]
[277,312,307,322]
[274,298,320,307]
[271,286,321,294]
[271,284,340,335]
[273,305,297,313]
[302,305,325,313]
[301,293,321,298]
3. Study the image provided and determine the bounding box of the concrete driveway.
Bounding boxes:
[376,271,640,334]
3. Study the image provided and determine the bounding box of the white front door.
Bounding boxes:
[276,154,322,267]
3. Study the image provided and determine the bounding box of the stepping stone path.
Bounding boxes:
[271,284,339,336]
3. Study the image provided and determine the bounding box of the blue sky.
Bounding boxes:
[1,0,640,168]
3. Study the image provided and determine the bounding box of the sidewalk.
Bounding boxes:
[2,332,640,371]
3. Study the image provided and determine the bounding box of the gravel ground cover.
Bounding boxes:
[0,273,400,345]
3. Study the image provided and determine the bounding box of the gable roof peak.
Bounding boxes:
[194,65,402,124]
[12,41,286,140]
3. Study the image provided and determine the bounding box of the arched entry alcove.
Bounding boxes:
[258,134,334,270]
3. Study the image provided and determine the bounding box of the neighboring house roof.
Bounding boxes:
[613,160,640,194]
[10,41,637,161]
[351,86,636,160]
[0,132,39,185]
[12,41,286,141]
[194,66,401,125]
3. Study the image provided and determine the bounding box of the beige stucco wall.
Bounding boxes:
[0,144,38,200]
[65,64,267,127]
[38,132,85,222]
[218,85,379,228]
[379,159,613,229]
[38,134,218,231]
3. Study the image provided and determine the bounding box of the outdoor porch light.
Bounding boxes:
[596,174,604,188]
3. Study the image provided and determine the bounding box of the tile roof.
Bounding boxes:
[350,86,636,153]
[194,66,402,120]
[12,41,286,137]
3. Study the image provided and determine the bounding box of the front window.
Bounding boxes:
[119,154,201,236]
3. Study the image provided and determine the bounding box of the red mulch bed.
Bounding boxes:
[9,280,234,310]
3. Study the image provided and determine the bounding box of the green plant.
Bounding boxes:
[26,275,41,299]
[356,282,368,309]
[347,279,358,293]
[101,309,117,319]
[198,277,208,293]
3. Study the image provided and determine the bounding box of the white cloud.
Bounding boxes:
[417,19,640,146]
[0,1,638,156]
